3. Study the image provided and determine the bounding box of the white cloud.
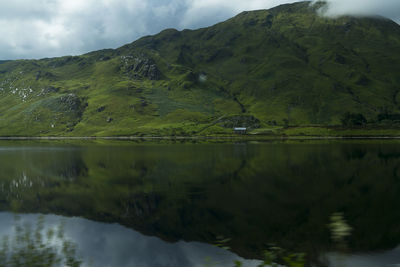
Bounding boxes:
[0,0,398,60]
[180,0,301,29]
[0,0,185,59]
[319,0,400,21]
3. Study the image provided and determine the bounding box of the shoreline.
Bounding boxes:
[0,135,399,140]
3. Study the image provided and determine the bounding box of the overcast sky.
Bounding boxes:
[0,0,399,60]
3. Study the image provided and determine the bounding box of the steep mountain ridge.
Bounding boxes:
[0,1,399,136]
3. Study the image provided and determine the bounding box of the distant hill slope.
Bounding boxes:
[0,1,399,136]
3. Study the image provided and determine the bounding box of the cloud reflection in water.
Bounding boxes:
[0,212,260,267]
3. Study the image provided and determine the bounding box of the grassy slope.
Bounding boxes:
[0,1,399,136]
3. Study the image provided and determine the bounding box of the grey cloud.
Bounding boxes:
[0,0,398,60]
[0,0,55,20]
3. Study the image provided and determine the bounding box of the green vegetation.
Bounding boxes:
[0,1,399,137]
[232,246,306,267]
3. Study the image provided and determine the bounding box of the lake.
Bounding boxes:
[0,139,399,266]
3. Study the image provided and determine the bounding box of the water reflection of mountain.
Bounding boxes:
[0,141,399,264]
[0,145,87,181]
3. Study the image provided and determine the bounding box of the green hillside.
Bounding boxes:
[0,1,399,137]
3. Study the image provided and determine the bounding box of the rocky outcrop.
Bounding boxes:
[58,94,84,113]
[121,54,161,80]
[37,94,87,121]
[97,106,106,112]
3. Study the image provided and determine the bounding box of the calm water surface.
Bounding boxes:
[0,140,399,266]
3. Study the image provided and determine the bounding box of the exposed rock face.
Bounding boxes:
[44,86,59,94]
[58,94,83,112]
[97,106,106,112]
[38,93,87,119]
[35,86,60,97]
[121,54,161,80]
[26,93,87,131]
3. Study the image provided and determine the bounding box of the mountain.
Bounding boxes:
[0,1,399,136]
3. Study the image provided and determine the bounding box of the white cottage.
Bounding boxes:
[234,127,247,134]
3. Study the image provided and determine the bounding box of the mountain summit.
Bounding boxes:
[0,1,399,136]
